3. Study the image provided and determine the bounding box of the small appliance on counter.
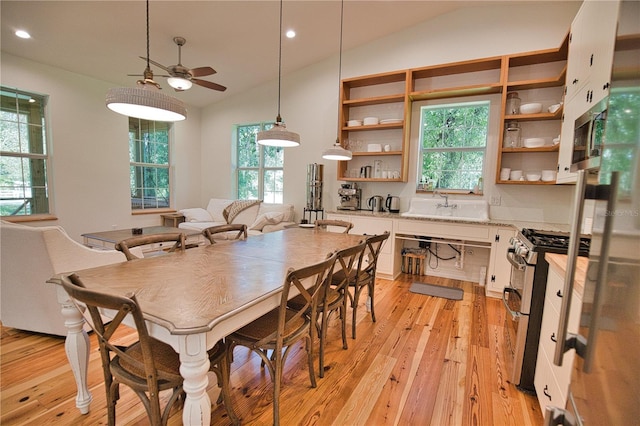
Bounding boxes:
[385,194,400,213]
[337,183,361,210]
[368,195,384,212]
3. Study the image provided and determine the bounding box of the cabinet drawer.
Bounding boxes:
[545,267,566,314]
[535,349,566,414]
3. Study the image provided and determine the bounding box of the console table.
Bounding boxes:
[82,226,202,251]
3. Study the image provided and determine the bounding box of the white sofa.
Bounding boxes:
[0,220,142,336]
[178,198,296,240]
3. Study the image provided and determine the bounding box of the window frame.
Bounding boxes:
[416,100,489,193]
[128,118,172,212]
[0,86,54,220]
[234,122,284,203]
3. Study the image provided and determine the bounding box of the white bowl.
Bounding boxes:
[548,104,562,113]
[541,170,557,182]
[519,103,543,114]
[346,120,362,127]
[526,173,541,182]
[363,117,379,125]
[510,170,523,180]
[523,137,546,148]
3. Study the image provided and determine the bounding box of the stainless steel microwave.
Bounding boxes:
[571,97,609,172]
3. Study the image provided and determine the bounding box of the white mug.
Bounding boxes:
[382,171,389,179]
[384,144,391,152]
[392,170,400,179]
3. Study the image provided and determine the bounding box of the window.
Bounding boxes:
[129,118,171,210]
[418,101,489,191]
[235,123,284,203]
[0,87,50,217]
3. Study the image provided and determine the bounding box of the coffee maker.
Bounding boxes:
[337,183,361,210]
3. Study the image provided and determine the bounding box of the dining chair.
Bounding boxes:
[202,224,247,245]
[59,273,184,426]
[345,231,390,339]
[314,219,353,234]
[288,241,366,378]
[225,252,337,425]
[115,233,185,260]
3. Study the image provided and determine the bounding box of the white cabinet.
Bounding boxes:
[565,0,620,114]
[556,105,578,184]
[486,227,515,295]
[326,214,394,278]
[534,265,582,413]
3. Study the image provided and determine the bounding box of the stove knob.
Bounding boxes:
[516,245,529,257]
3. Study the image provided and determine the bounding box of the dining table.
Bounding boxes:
[48,227,365,426]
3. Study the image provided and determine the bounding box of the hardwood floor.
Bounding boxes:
[1,274,544,425]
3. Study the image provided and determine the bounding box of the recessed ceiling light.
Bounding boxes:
[15,30,31,39]
[286,29,296,38]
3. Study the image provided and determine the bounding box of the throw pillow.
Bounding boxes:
[223,200,261,224]
[249,211,285,231]
[206,199,234,223]
[180,208,213,223]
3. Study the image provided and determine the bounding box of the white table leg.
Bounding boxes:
[58,289,92,414]
[179,335,212,426]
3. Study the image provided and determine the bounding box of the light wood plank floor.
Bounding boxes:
[1,274,544,425]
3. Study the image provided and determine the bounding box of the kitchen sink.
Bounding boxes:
[401,197,490,222]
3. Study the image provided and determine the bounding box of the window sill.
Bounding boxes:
[1,214,58,223]
[131,208,177,216]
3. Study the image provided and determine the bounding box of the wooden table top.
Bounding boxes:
[68,228,365,334]
[81,226,200,244]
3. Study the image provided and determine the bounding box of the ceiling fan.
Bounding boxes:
[141,36,227,92]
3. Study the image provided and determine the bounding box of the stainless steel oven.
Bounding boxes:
[503,236,536,390]
[503,229,590,393]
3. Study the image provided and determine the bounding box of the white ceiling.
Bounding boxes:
[2,1,517,108]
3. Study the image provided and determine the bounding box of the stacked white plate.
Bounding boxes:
[523,137,546,148]
[380,118,403,124]
[363,117,379,125]
[347,119,362,127]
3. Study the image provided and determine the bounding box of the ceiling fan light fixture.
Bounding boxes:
[106,86,187,122]
[256,117,300,147]
[322,140,352,160]
[167,76,192,91]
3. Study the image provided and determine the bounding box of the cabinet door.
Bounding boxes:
[556,108,577,184]
[565,0,620,110]
[486,228,514,295]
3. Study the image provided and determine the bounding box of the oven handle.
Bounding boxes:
[502,287,524,319]
[506,252,527,271]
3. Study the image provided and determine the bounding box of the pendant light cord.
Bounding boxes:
[336,0,344,142]
[276,0,284,122]
[146,0,150,72]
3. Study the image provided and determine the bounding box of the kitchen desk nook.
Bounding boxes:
[328,208,572,298]
[49,228,364,426]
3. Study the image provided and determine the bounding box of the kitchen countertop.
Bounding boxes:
[327,209,571,233]
[545,252,589,298]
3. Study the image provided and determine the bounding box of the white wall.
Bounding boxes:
[0,54,203,240]
[1,1,582,240]
[201,2,581,224]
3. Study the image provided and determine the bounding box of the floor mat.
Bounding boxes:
[409,282,463,300]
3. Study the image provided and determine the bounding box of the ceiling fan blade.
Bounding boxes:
[193,78,227,92]
[139,56,170,73]
[190,66,216,77]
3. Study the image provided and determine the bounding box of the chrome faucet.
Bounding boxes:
[434,190,457,209]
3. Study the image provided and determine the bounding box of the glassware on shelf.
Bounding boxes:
[504,121,521,148]
[506,92,521,115]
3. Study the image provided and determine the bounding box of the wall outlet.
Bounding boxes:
[490,195,501,206]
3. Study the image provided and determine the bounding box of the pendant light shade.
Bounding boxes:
[322,139,352,160]
[322,0,351,161]
[257,0,300,147]
[105,0,187,122]
[106,86,186,122]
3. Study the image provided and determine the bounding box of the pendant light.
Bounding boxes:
[105,0,187,122]
[256,0,300,147]
[322,0,352,161]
